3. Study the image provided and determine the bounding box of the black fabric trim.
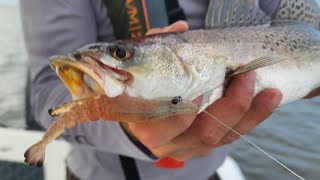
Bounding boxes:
[208,172,221,180]
[119,155,141,180]
[121,124,158,160]
[213,173,222,180]
[130,139,158,160]
[165,0,186,24]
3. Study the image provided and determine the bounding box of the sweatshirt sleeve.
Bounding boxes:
[258,0,280,17]
[20,0,154,162]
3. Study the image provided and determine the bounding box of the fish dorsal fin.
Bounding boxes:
[227,56,287,77]
[205,0,270,28]
[272,0,320,30]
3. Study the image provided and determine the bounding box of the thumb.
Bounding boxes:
[146,20,188,36]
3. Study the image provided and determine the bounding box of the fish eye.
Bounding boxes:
[115,48,127,59]
[109,45,133,61]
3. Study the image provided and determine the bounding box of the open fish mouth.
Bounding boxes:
[49,51,132,99]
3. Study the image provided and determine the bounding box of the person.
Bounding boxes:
[20,0,319,180]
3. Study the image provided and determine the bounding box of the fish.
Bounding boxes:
[24,0,320,172]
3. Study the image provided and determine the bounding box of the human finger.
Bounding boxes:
[145,20,188,36]
[305,87,320,99]
[197,71,257,146]
[217,88,282,145]
[169,147,213,161]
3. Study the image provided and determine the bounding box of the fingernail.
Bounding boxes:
[192,96,203,106]
[268,89,283,109]
[244,71,257,81]
[243,71,256,91]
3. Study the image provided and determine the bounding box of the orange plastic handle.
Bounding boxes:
[154,157,185,169]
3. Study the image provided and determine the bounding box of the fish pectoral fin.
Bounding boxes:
[228,56,287,77]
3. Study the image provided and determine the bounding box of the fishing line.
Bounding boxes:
[202,110,305,180]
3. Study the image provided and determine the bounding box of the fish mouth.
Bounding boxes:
[49,51,132,100]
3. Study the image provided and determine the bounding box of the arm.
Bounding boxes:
[20,0,153,161]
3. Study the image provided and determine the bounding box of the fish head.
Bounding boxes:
[49,41,189,100]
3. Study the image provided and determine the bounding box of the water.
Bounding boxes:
[0,5,319,180]
[0,5,26,128]
[230,99,320,180]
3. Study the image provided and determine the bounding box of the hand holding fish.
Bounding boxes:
[121,21,283,163]
[121,71,283,162]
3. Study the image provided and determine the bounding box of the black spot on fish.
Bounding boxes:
[282,2,287,8]
[171,96,182,105]
[262,45,267,49]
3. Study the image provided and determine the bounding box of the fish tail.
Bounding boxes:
[24,141,47,167]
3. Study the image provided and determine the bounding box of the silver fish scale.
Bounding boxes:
[180,25,319,64]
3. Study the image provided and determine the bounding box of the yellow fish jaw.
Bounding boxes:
[49,56,105,100]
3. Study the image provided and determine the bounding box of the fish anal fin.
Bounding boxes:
[228,56,287,77]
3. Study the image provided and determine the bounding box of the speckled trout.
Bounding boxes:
[25,0,320,173]
[49,4,320,112]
